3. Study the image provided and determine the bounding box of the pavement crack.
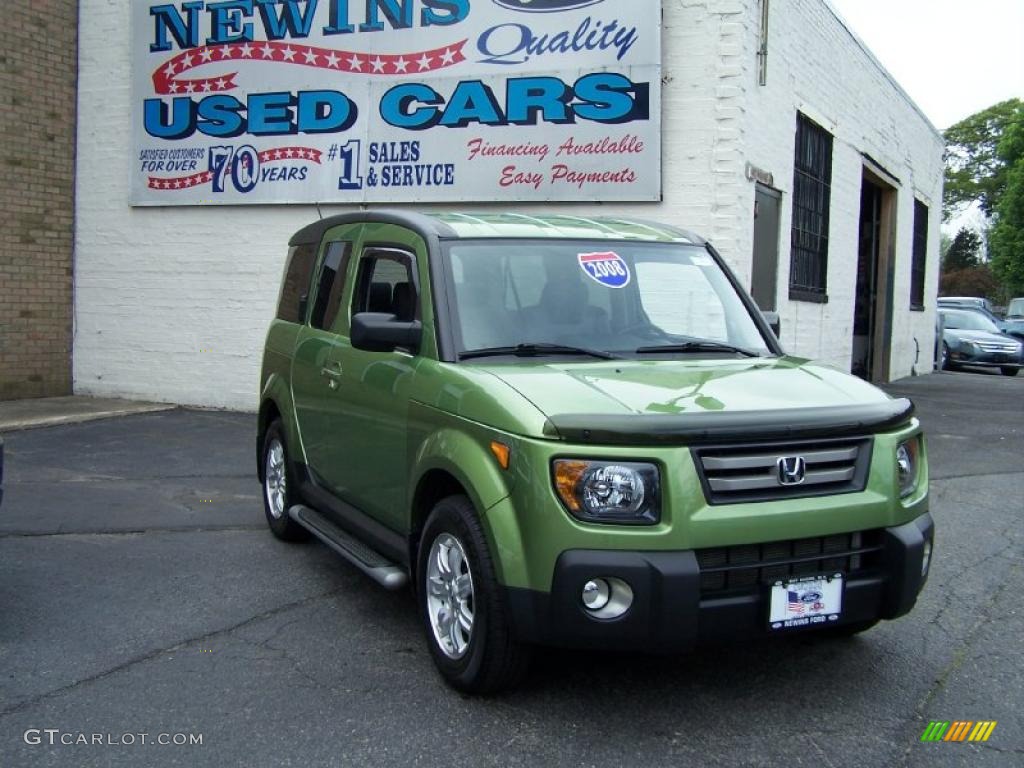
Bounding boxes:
[895,557,1023,768]
[925,528,1020,632]
[9,473,253,485]
[930,469,1024,482]
[0,586,344,719]
[976,743,1024,755]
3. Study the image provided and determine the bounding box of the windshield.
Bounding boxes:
[444,240,772,359]
[1007,298,1024,318]
[941,309,999,333]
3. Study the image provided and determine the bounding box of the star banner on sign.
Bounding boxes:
[147,147,324,191]
[151,40,468,95]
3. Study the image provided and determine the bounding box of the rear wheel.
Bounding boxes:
[1000,367,1019,377]
[940,342,954,371]
[417,495,530,694]
[261,420,309,542]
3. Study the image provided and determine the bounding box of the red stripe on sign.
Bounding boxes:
[151,40,468,95]
[579,252,620,262]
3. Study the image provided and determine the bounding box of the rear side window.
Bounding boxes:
[352,251,418,322]
[310,241,352,331]
[276,244,317,322]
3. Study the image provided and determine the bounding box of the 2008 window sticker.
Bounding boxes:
[577,251,631,288]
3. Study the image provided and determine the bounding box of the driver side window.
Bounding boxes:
[352,250,419,322]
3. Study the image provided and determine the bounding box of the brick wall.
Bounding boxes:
[0,1,77,400]
[742,0,945,378]
[73,0,943,409]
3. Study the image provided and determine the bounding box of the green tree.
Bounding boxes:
[989,114,1024,295]
[942,228,981,272]
[943,98,1023,219]
[939,265,1001,301]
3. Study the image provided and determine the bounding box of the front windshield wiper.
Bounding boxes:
[635,340,761,358]
[459,343,620,361]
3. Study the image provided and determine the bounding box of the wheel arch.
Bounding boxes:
[409,468,468,574]
[408,439,522,588]
[256,399,282,481]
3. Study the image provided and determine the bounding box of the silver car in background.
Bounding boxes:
[939,309,1023,377]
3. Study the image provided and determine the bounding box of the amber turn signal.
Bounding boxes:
[490,441,511,470]
[553,459,589,512]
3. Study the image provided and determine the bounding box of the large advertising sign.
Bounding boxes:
[131,0,661,205]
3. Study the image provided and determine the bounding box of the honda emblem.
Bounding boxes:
[777,456,807,486]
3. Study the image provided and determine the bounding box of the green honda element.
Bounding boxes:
[258,211,933,693]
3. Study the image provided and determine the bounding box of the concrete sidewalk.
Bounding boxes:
[0,396,175,432]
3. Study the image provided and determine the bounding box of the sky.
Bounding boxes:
[827,0,1024,131]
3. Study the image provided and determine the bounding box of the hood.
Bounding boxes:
[477,356,891,421]
[944,329,1019,344]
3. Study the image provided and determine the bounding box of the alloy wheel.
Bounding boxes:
[425,533,475,660]
[264,439,287,520]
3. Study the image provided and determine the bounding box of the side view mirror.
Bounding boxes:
[762,311,781,339]
[351,312,422,353]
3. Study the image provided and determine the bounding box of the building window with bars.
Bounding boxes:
[789,114,834,302]
[910,200,928,310]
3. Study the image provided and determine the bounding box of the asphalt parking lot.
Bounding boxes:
[1,370,1022,767]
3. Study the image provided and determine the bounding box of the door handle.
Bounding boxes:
[320,362,343,379]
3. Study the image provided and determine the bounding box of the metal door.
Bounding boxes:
[752,184,781,311]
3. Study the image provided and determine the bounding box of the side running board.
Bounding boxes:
[289,505,408,590]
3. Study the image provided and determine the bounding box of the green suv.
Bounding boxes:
[258,211,933,692]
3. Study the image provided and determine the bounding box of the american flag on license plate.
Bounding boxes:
[787,591,805,614]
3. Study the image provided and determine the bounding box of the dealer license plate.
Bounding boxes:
[768,574,843,631]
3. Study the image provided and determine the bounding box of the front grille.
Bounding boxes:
[975,340,1019,354]
[695,529,885,596]
[692,436,872,505]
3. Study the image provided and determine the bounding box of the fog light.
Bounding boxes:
[581,579,610,611]
[921,539,933,578]
[580,577,634,620]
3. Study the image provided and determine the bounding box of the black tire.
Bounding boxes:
[1000,367,1020,377]
[417,495,530,694]
[940,342,954,371]
[260,420,309,542]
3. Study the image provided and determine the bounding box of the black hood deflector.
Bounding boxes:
[542,398,915,446]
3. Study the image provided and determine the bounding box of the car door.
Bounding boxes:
[331,235,424,532]
[290,224,361,489]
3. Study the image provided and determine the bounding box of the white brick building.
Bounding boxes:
[74,0,944,410]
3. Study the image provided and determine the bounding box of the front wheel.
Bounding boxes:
[261,420,309,542]
[417,495,530,694]
[1000,367,1020,377]
[940,342,954,371]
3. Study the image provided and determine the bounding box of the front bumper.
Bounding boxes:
[949,348,1023,368]
[505,511,934,652]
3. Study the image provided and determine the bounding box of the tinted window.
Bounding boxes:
[310,241,352,331]
[276,244,317,322]
[941,310,998,333]
[352,251,418,322]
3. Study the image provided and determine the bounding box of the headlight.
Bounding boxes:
[896,439,920,498]
[553,460,660,524]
